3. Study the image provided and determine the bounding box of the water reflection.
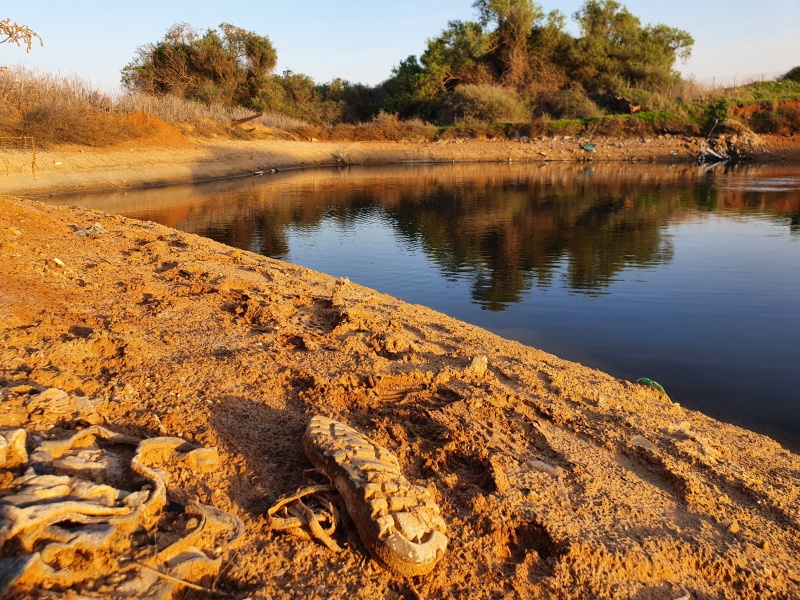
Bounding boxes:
[69,163,799,311]
[58,163,800,448]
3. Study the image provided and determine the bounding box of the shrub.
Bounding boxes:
[540,83,603,119]
[750,105,800,134]
[527,118,586,138]
[0,67,309,148]
[442,84,530,124]
[781,66,800,82]
[119,92,308,132]
[294,112,438,142]
[438,122,511,140]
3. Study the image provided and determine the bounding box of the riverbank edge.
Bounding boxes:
[2,194,800,598]
[4,134,800,198]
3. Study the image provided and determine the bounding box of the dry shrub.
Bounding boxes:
[539,83,603,119]
[438,123,508,141]
[0,67,135,147]
[357,112,437,141]
[118,93,308,135]
[295,112,437,143]
[443,84,529,124]
[527,119,585,138]
[0,67,309,149]
[585,117,656,138]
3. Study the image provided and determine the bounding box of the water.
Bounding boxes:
[60,162,800,449]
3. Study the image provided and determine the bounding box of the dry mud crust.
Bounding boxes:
[303,415,448,577]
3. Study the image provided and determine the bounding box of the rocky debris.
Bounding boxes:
[699,118,764,163]
[74,222,106,237]
[0,386,105,430]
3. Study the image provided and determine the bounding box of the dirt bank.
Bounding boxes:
[3,134,800,197]
[1,195,799,599]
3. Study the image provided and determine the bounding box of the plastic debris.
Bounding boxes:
[636,377,670,401]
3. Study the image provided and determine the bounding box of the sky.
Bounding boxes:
[3,1,799,93]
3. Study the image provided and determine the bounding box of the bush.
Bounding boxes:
[294,112,438,142]
[540,83,603,119]
[442,84,530,124]
[527,118,585,138]
[750,104,800,134]
[781,66,800,82]
[119,93,308,132]
[0,66,310,148]
[438,122,511,140]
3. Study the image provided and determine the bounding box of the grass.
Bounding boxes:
[0,67,307,148]
[118,93,309,135]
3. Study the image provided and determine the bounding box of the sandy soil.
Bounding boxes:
[3,131,800,198]
[2,134,800,598]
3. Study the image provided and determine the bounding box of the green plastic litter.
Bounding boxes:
[636,377,667,395]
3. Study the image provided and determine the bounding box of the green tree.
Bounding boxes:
[419,20,489,96]
[782,66,800,82]
[122,23,277,106]
[473,0,542,87]
[570,0,693,91]
[379,56,428,118]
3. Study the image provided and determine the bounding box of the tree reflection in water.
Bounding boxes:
[72,163,799,311]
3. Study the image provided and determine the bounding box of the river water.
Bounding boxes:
[60,162,800,449]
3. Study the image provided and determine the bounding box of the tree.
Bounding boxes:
[419,20,489,96]
[122,23,277,106]
[379,56,427,118]
[0,18,43,52]
[473,0,542,87]
[570,0,693,91]
[781,66,800,82]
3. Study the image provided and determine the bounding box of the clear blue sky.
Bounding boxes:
[4,1,798,93]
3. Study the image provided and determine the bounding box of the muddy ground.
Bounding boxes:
[1,135,800,599]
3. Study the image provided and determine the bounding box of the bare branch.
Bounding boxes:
[0,18,43,52]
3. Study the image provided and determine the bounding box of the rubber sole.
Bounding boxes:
[302,415,448,577]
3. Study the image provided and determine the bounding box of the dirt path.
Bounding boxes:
[2,193,799,599]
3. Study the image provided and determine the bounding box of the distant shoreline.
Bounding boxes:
[4,135,800,198]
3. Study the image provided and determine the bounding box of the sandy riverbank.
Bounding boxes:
[3,133,800,197]
[1,189,799,598]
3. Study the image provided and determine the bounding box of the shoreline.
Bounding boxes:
[2,137,800,597]
[4,134,800,198]
[2,191,799,598]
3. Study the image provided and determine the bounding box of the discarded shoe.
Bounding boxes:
[303,415,448,577]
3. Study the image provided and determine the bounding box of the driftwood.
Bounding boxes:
[231,112,263,126]
[697,146,730,164]
[697,117,763,164]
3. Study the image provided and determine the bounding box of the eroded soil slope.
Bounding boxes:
[1,197,799,599]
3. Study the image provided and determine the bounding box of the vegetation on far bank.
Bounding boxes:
[2,1,800,150]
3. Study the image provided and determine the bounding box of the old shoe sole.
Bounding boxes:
[302,415,448,577]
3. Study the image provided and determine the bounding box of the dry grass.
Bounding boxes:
[0,67,309,149]
[117,93,309,134]
[0,67,137,148]
[295,111,438,142]
[2,66,797,151]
